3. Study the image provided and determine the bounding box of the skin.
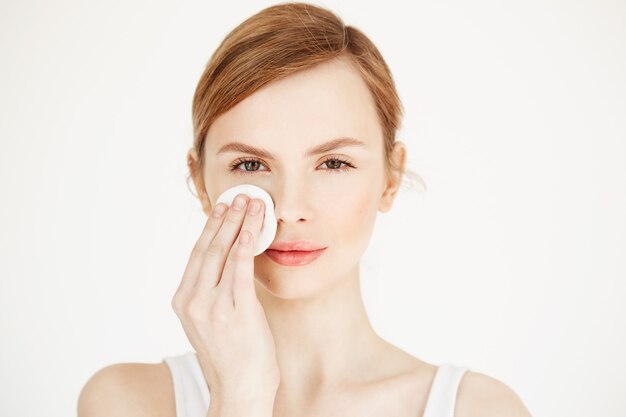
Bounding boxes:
[77,55,533,417]
[187,55,426,413]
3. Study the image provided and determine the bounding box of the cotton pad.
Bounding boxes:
[215,184,277,256]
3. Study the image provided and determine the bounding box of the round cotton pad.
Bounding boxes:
[215,184,277,256]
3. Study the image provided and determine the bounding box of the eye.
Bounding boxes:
[228,156,356,175]
[229,158,269,174]
[319,156,355,173]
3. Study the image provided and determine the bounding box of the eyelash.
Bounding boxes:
[229,156,356,175]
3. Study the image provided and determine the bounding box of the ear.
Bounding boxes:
[378,141,407,213]
[187,148,213,217]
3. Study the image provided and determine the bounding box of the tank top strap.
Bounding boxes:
[422,363,470,417]
[163,351,210,417]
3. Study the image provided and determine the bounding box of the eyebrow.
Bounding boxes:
[216,137,367,160]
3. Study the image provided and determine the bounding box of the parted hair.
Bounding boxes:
[188,2,424,195]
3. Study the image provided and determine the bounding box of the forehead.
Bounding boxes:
[205,57,381,153]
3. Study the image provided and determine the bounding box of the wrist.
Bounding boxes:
[208,397,275,417]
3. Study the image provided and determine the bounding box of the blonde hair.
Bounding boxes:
[188,2,425,195]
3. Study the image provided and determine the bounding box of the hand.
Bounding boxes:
[171,194,280,400]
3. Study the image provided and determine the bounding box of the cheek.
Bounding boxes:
[325,182,378,243]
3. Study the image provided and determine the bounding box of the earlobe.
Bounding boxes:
[378,141,407,213]
[187,148,198,167]
[186,148,213,216]
[186,149,201,194]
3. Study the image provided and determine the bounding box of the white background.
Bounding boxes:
[1,0,625,416]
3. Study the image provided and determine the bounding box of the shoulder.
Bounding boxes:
[77,361,175,417]
[455,370,533,417]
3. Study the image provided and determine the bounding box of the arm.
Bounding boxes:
[204,382,277,417]
[206,397,275,417]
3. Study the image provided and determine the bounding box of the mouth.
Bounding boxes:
[264,248,327,266]
[268,240,326,251]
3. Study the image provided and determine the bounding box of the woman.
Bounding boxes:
[78,3,532,417]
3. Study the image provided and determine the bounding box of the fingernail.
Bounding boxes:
[248,200,260,215]
[232,195,246,210]
[212,204,227,217]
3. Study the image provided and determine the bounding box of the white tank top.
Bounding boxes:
[163,351,469,417]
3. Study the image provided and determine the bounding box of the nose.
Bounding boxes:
[271,179,313,225]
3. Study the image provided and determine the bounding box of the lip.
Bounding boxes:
[268,240,326,251]
[264,248,327,266]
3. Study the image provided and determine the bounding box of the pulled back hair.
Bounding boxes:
[188,2,424,196]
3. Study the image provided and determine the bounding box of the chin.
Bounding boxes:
[253,273,326,301]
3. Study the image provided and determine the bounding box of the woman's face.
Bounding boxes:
[190,56,405,299]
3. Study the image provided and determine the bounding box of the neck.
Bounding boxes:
[254,264,386,404]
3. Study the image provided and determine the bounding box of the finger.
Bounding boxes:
[220,199,265,308]
[194,194,250,293]
[174,203,228,301]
